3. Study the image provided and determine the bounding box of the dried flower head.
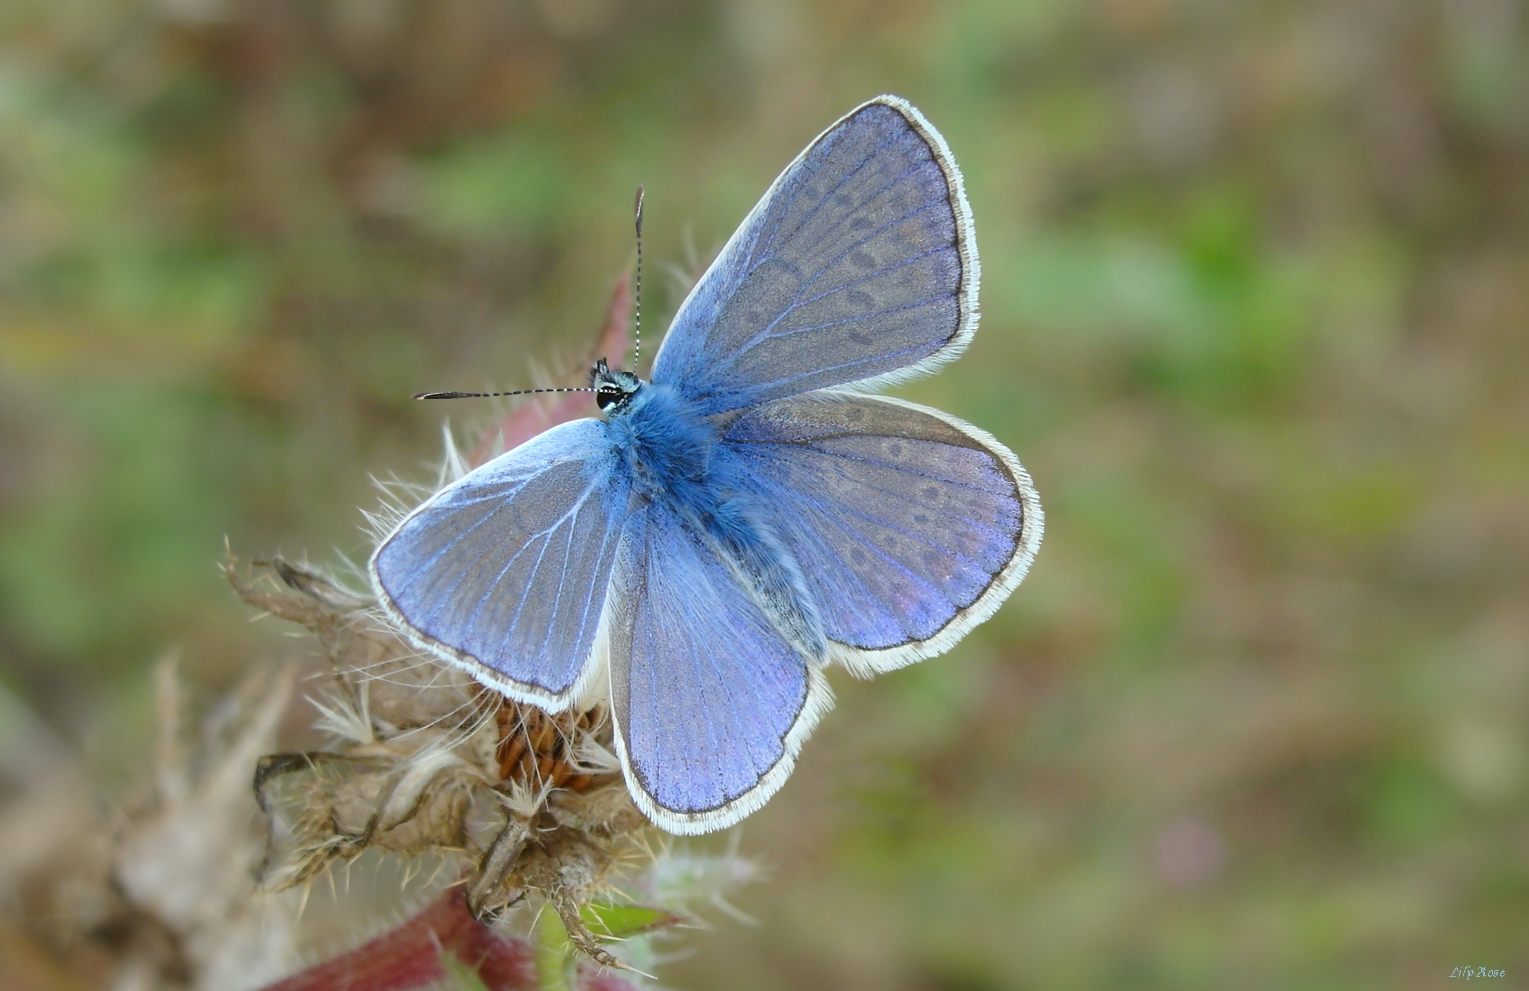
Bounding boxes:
[229,555,650,971]
[228,274,755,988]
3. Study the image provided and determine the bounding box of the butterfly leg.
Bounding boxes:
[467,816,532,921]
[551,885,640,975]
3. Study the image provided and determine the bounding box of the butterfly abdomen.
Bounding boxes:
[699,496,826,661]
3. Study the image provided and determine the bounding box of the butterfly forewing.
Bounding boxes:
[719,393,1042,674]
[608,503,830,834]
[370,419,631,707]
[652,97,977,413]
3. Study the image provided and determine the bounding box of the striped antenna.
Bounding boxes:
[632,185,644,371]
[414,386,591,401]
[416,189,647,400]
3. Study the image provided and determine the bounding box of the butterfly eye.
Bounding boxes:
[596,387,624,410]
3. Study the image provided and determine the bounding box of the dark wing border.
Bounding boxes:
[822,396,1042,674]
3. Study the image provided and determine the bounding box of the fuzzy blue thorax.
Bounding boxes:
[600,371,826,660]
[603,379,716,503]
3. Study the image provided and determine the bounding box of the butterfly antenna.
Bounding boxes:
[414,386,591,400]
[632,185,644,372]
[419,190,645,400]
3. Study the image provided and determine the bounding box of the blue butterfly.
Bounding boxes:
[370,96,1043,834]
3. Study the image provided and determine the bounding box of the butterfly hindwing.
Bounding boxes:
[370,419,630,708]
[719,392,1042,674]
[651,96,977,413]
[608,502,832,835]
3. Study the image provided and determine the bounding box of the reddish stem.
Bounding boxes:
[258,888,535,991]
[467,273,634,468]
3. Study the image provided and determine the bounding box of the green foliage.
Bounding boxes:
[1,0,1526,987]
[579,902,681,939]
[440,952,494,991]
[420,131,572,239]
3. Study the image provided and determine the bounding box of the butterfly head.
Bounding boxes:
[591,358,642,413]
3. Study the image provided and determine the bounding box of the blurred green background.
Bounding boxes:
[2,0,1527,987]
